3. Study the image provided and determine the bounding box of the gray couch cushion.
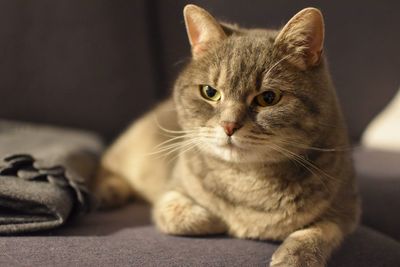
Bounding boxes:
[354,148,400,241]
[1,203,399,267]
[1,148,400,266]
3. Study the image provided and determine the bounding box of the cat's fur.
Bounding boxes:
[93,5,360,267]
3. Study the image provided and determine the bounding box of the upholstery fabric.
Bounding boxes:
[0,203,399,267]
[354,148,400,241]
[0,1,399,266]
[0,0,158,141]
[0,148,399,266]
[1,1,399,141]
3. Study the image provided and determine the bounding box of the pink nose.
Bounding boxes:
[220,121,242,136]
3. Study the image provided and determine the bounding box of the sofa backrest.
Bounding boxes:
[0,1,159,141]
[0,1,399,142]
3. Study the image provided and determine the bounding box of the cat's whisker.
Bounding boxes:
[149,142,188,155]
[274,139,352,152]
[150,139,197,154]
[173,57,191,67]
[148,143,194,161]
[158,131,212,139]
[166,141,201,165]
[159,132,186,138]
[157,126,199,134]
[152,133,206,150]
[267,144,332,194]
[164,138,204,164]
[146,138,196,156]
[263,54,293,80]
[152,115,200,134]
[238,134,351,152]
[240,138,342,185]
[153,132,216,153]
[148,134,210,160]
[270,143,340,183]
[163,139,199,158]
[234,137,336,187]
[264,77,293,89]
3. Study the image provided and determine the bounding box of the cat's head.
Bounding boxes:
[173,5,343,163]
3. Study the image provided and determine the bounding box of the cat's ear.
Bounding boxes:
[183,4,226,59]
[274,8,324,70]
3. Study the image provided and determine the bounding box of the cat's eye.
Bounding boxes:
[200,85,221,102]
[254,89,282,107]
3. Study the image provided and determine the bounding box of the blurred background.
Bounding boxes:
[0,0,399,142]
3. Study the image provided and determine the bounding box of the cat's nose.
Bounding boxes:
[220,121,242,136]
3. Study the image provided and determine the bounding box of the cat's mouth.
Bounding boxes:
[198,130,261,162]
[205,136,258,163]
[226,137,234,145]
[218,137,244,150]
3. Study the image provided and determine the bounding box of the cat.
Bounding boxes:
[93,4,360,267]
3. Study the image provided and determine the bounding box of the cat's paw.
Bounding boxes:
[270,237,325,267]
[153,191,226,235]
[93,175,132,209]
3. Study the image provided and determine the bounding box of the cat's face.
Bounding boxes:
[174,6,338,163]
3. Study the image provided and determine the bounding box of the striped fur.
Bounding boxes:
[94,5,360,267]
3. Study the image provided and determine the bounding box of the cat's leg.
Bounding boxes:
[92,99,178,208]
[92,167,134,209]
[270,220,344,267]
[153,190,226,235]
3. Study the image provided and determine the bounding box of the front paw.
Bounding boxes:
[270,238,325,267]
[153,191,225,235]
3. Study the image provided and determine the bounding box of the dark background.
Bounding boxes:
[0,1,399,142]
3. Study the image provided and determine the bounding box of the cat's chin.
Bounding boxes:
[200,141,266,164]
[196,132,278,163]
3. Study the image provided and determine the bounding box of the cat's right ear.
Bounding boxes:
[183,5,226,59]
[274,8,325,70]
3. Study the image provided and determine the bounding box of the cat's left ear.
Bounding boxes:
[274,8,325,70]
[183,4,227,59]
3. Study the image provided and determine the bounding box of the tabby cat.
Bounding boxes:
[94,5,360,267]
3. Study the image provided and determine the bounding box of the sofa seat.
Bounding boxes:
[1,147,399,266]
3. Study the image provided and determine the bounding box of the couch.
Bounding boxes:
[1,1,399,266]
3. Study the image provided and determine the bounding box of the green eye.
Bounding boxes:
[200,85,221,101]
[255,89,282,107]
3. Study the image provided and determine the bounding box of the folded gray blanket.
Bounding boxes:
[0,120,103,234]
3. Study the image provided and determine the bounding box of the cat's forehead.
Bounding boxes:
[207,33,279,97]
[218,33,276,66]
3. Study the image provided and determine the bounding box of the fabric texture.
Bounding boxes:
[0,2,399,265]
[0,120,103,234]
[0,148,399,266]
[354,147,400,241]
[1,1,399,142]
[1,203,399,267]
